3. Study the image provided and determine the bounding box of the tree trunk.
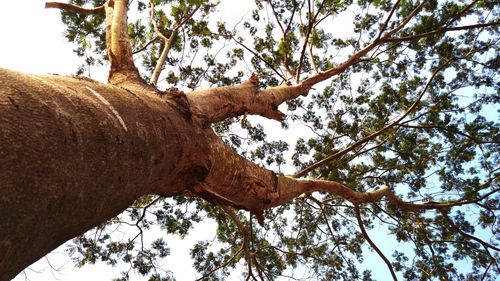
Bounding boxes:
[0,68,209,280]
[0,67,463,280]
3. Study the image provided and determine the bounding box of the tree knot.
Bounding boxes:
[161,87,192,119]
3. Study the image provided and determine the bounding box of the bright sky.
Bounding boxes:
[1,1,394,280]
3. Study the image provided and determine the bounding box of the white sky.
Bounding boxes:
[0,2,85,76]
[1,1,395,280]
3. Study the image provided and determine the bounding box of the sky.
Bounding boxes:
[0,2,93,77]
[1,1,401,281]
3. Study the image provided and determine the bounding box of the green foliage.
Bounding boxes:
[59,0,499,280]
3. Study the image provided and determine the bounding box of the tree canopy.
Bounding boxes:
[7,0,500,280]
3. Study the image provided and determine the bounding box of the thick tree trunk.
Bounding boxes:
[0,68,209,280]
[0,68,453,280]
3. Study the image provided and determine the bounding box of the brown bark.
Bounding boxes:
[0,68,208,280]
[45,2,106,15]
[3,1,493,279]
[3,61,490,280]
[0,67,479,280]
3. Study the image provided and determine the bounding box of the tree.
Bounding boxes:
[0,0,498,280]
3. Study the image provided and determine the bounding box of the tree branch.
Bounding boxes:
[132,36,158,54]
[220,206,258,279]
[185,0,495,126]
[440,210,500,252]
[376,0,401,40]
[383,0,428,38]
[182,126,499,230]
[354,205,398,281]
[228,34,287,81]
[295,0,327,83]
[149,1,199,86]
[267,0,286,35]
[104,0,141,85]
[266,177,500,214]
[45,1,105,15]
[195,207,245,281]
[187,74,287,123]
[385,22,500,43]
[398,123,499,144]
[194,247,243,281]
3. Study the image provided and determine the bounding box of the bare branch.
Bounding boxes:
[308,42,319,74]
[267,0,286,35]
[187,74,287,123]
[45,1,105,15]
[398,123,499,144]
[110,0,128,62]
[128,196,162,250]
[104,0,141,84]
[383,0,428,37]
[133,36,159,54]
[440,210,500,252]
[355,205,398,281]
[444,0,481,28]
[220,206,258,279]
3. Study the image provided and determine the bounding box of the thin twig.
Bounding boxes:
[294,59,453,177]
[295,0,327,83]
[132,36,159,54]
[385,22,500,43]
[194,247,243,281]
[149,0,200,86]
[354,205,398,281]
[376,0,402,40]
[229,34,287,81]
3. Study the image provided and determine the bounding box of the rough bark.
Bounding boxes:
[0,68,209,280]
[3,1,495,279]
[0,67,477,280]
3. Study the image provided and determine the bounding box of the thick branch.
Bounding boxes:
[266,177,499,212]
[187,74,287,123]
[104,0,141,85]
[186,1,495,126]
[183,126,498,224]
[45,1,105,15]
[186,37,383,124]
